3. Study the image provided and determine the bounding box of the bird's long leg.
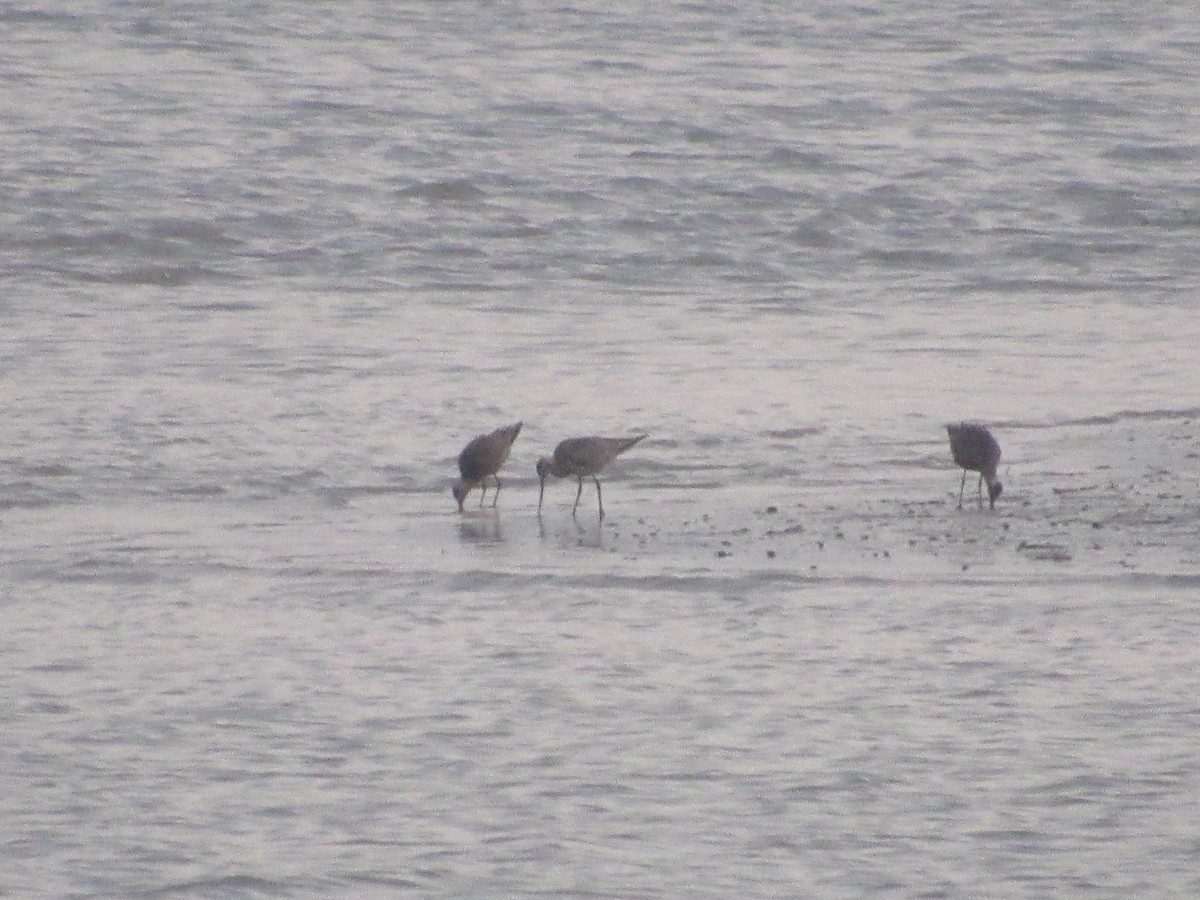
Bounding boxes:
[976,473,984,508]
[572,477,584,515]
[491,476,501,507]
[479,481,488,507]
[958,470,966,509]
[594,476,604,520]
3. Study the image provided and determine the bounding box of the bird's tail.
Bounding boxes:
[497,421,523,446]
[621,433,648,453]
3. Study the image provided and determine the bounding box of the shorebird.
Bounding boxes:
[536,434,647,519]
[947,423,1002,509]
[452,422,522,512]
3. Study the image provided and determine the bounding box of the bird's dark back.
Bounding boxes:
[457,434,493,481]
[458,423,521,481]
[947,423,1000,474]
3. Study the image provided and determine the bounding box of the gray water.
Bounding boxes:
[3,1,1200,897]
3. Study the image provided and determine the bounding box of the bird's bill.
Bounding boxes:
[537,475,546,511]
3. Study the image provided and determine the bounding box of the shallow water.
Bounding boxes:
[3,1,1200,896]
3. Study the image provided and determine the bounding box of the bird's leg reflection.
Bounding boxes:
[457,513,505,544]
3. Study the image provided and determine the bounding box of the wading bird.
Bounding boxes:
[947,422,1002,509]
[536,434,647,519]
[452,422,522,512]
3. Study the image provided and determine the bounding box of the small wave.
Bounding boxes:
[1102,142,1199,164]
[960,276,1113,295]
[178,300,264,312]
[441,567,1038,595]
[70,265,244,287]
[145,217,239,246]
[56,561,162,586]
[861,247,962,269]
[165,483,226,498]
[496,100,571,117]
[26,229,157,254]
[682,250,737,268]
[767,146,841,169]
[998,407,1200,430]
[787,223,848,249]
[21,462,74,477]
[396,179,487,202]
[0,6,85,24]
[1047,49,1151,74]
[765,426,824,440]
[1016,541,1073,562]
[137,874,291,898]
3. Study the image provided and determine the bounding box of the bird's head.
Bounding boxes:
[535,457,553,511]
[451,480,469,512]
[988,480,1003,508]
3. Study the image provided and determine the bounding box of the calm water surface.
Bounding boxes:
[3,1,1200,896]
